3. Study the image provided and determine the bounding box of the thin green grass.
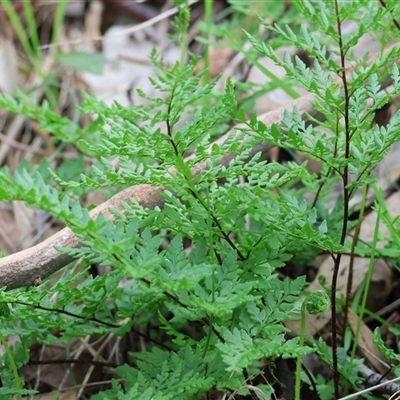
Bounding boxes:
[346,185,383,396]
[203,0,213,84]
[21,0,41,62]
[51,0,68,46]
[2,0,38,63]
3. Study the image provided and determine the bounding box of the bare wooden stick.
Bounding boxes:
[0,93,319,290]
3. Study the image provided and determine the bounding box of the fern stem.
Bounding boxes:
[331,1,351,396]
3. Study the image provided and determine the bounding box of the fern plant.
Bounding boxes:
[0,0,400,399]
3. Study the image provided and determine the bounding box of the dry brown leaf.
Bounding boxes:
[0,114,25,166]
[366,258,393,312]
[196,46,235,79]
[0,36,17,95]
[12,200,37,251]
[84,0,103,51]
[377,141,400,192]
[84,192,106,208]
[0,207,20,254]
[286,191,400,337]
[82,25,180,107]
[347,308,390,375]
